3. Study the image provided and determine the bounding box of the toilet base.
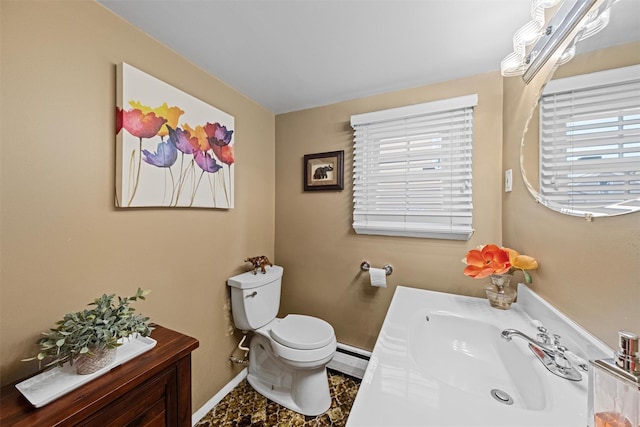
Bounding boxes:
[248,334,332,416]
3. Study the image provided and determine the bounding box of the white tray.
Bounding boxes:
[15,335,157,408]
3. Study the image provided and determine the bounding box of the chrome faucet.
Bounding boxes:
[501,327,584,381]
[501,329,555,353]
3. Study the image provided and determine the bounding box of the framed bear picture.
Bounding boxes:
[303,150,344,191]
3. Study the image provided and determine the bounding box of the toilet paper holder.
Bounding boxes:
[360,261,393,276]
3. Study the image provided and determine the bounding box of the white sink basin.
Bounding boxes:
[347,285,611,427]
[409,312,546,410]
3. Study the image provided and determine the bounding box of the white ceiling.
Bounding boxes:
[98,0,640,114]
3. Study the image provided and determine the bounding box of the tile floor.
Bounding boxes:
[195,370,361,427]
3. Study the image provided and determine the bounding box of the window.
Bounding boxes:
[540,65,640,214]
[351,94,477,240]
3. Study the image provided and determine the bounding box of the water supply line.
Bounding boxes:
[229,333,250,365]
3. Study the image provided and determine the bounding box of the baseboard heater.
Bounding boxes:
[327,343,371,380]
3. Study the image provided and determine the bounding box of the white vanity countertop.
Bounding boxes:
[347,285,611,427]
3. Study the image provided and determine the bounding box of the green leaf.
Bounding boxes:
[24,288,152,366]
[523,270,532,284]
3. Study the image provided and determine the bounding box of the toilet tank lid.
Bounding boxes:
[227,265,284,289]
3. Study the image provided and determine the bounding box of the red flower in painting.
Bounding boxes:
[128,101,184,137]
[212,144,234,166]
[116,107,123,135]
[122,109,167,139]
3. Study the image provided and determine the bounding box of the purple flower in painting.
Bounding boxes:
[204,122,233,147]
[194,150,222,173]
[142,139,178,168]
[167,125,198,155]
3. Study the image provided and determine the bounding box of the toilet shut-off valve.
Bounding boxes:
[229,334,250,365]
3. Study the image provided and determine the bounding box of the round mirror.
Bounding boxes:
[520,0,640,217]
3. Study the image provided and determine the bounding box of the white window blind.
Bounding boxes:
[351,94,477,240]
[540,65,640,214]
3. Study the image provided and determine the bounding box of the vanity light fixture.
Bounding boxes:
[501,0,564,78]
[501,0,618,83]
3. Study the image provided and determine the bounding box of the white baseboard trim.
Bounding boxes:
[191,343,371,425]
[192,368,247,426]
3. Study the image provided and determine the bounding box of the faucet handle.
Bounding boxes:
[553,334,562,346]
[536,327,550,344]
[554,345,573,369]
[531,320,550,343]
[554,345,588,373]
[564,350,589,372]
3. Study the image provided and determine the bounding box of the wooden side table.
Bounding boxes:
[1,325,199,426]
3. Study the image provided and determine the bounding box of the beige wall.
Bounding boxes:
[0,0,275,411]
[502,41,640,349]
[275,73,505,350]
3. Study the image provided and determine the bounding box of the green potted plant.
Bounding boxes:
[24,288,153,375]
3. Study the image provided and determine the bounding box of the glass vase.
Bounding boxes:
[484,273,516,310]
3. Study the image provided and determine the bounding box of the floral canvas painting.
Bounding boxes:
[116,63,235,208]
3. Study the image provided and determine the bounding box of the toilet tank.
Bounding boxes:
[227,265,283,331]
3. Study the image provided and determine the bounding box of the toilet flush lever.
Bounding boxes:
[246,291,258,298]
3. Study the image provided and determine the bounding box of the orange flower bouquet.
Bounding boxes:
[463,244,538,284]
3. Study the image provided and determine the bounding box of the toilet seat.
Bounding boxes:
[268,333,337,367]
[270,315,334,350]
[254,315,337,366]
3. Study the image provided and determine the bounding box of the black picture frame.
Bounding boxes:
[303,150,344,191]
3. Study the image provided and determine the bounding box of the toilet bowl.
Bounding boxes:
[227,265,337,416]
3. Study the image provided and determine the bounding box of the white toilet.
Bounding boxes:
[227,265,337,416]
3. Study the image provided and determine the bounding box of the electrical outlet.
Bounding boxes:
[505,169,513,192]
